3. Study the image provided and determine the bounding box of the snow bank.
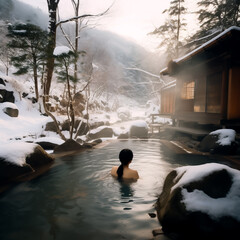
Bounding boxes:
[34,137,64,145]
[174,163,240,221]
[53,46,71,56]
[0,142,37,166]
[0,102,18,110]
[210,129,236,146]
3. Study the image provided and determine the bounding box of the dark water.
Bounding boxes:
[0,140,231,240]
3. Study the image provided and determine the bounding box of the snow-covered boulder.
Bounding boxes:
[54,139,84,153]
[86,126,114,140]
[199,129,238,154]
[117,107,131,121]
[129,120,148,139]
[156,163,240,240]
[0,142,54,183]
[1,102,19,117]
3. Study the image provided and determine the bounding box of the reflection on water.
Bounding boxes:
[119,180,134,198]
[0,140,230,240]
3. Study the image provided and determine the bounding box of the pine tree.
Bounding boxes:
[188,0,240,47]
[150,0,187,59]
[7,23,48,101]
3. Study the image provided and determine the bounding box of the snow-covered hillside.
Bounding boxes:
[0,0,163,105]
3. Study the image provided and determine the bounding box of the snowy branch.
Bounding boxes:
[56,2,114,27]
[186,29,222,46]
[124,67,167,86]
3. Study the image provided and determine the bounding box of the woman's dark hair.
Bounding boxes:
[117,149,133,179]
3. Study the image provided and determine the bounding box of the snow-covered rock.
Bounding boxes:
[53,46,71,56]
[199,129,238,154]
[54,139,84,154]
[1,102,19,117]
[156,163,240,239]
[0,142,54,183]
[129,120,148,138]
[86,126,114,140]
[117,107,131,121]
[34,137,65,150]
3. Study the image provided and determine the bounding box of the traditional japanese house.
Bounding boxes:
[161,26,240,133]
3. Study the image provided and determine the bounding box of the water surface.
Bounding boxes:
[0,140,231,240]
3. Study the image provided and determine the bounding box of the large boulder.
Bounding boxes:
[0,143,54,184]
[156,163,240,240]
[1,102,19,117]
[129,120,148,139]
[54,139,84,153]
[26,145,54,168]
[199,129,238,154]
[87,126,114,140]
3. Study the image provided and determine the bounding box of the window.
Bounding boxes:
[181,81,195,99]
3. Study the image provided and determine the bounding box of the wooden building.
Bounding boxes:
[161,26,240,132]
[160,80,176,115]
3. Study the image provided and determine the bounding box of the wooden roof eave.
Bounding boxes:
[160,26,240,76]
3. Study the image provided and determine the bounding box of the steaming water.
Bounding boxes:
[0,140,228,240]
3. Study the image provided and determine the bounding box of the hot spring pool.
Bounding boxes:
[0,140,231,240]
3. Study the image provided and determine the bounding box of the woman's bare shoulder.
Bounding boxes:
[126,168,139,179]
[111,166,118,176]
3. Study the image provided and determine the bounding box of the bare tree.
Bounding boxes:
[42,0,113,141]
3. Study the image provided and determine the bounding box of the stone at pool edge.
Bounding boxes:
[54,139,103,153]
[0,145,54,183]
[54,139,84,153]
[155,167,240,240]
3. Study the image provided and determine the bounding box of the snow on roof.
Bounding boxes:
[174,26,240,64]
[0,142,37,166]
[173,163,240,221]
[53,46,71,56]
[210,129,236,146]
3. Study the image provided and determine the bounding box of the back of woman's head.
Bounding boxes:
[117,149,133,179]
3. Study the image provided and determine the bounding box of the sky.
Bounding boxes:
[19,0,197,51]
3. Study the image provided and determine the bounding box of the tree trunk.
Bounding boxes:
[65,63,75,140]
[33,65,39,101]
[45,0,59,97]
